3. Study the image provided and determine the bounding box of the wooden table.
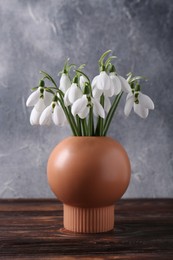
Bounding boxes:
[0,199,172,259]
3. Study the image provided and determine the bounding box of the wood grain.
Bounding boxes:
[0,199,173,259]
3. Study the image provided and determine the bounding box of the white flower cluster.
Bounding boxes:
[26,84,67,126]
[26,51,154,136]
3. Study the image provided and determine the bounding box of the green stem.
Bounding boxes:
[95,95,104,136]
[67,107,79,136]
[58,100,78,136]
[102,92,123,136]
[76,115,82,136]
[81,119,88,136]
[88,107,94,136]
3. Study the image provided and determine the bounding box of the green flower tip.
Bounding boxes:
[39,80,45,87]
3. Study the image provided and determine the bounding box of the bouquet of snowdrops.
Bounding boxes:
[26,50,154,136]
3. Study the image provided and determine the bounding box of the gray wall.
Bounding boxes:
[0,0,173,198]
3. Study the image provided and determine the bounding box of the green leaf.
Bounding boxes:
[81,118,88,136]
[40,70,58,88]
[31,87,39,91]
[77,64,86,71]
[88,107,94,136]
[76,115,82,136]
[95,95,104,136]
[102,92,123,136]
[99,50,112,66]
[105,56,117,69]
[130,76,147,83]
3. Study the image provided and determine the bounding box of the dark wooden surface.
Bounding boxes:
[0,199,173,259]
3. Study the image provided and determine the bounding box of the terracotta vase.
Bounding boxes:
[47,137,131,233]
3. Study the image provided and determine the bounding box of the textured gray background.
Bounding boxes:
[0,0,173,198]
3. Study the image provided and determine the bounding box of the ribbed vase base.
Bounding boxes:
[63,204,115,233]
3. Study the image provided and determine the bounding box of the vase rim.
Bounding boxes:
[68,136,112,138]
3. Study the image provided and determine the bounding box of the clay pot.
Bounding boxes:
[47,137,131,233]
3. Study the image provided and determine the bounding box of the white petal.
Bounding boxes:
[39,105,52,125]
[92,98,105,118]
[104,86,114,97]
[80,75,88,91]
[118,75,131,93]
[110,73,122,95]
[97,71,110,90]
[138,93,154,110]
[26,88,40,107]
[71,95,88,117]
[92,87,102,99]
[104,97,111,113]
[64,87,71,106]
[126,92,133,101]
[59,73,71,93]
[68,83,83,104]
[30,107,41,125]
[91,75,99,88]
[44,91,53,106]
[34,98,46,112]
[78,106,90,119]
[134,103,149,118]
[52,105,66,126]
[124,95,134,116]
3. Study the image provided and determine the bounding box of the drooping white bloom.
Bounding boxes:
[91,94,111,113]
[26,88,53,125]
[71,95,105,119]
[124,92,154,118]
[79,75,89,91]
[39,102,67,126]
[92,98,105,118]
[92,87,102,99]
[104,96,111,113]
[52,105,67,126]
[92,71,111,91]
[30,98,46,125]
[59,73,71,93]
[108,72,122,96]
[72,95,89,119]
[64,83,83,106]
[92,71,121,98]
[26,87,40,107]
[39,103,52,125]
[118,75,131,93]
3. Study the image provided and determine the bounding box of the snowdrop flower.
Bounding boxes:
[39,102,67,126]
[26,87,53,125]
[71,95,89,119]
[108,72,122,96]
[26,87,40,107]
[104,96,111,113]
[64,83,83,106]
[79,75,89,91]
[118,75,131,93]
[92,71,122,98]
[124,92,154,118]
[26,87,52,108]
[30,98,46,125]
[72,95,105,119]
[92,98,105,118]
[92,87,103,99]
[59,73,71,93]
[91,93,111,113]
[92,71,111,91]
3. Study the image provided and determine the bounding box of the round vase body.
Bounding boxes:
[47,137,131,233]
